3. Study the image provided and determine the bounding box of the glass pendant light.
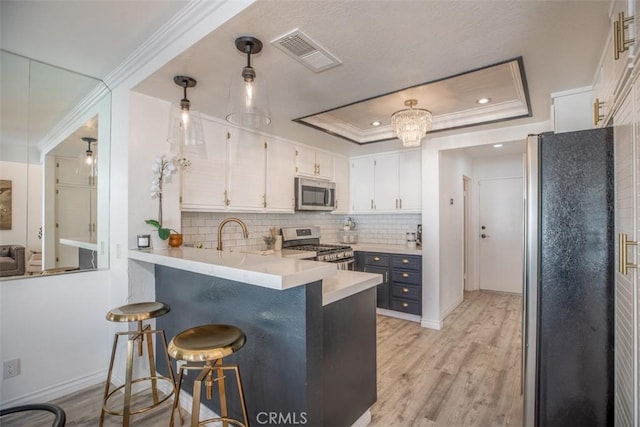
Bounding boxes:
[168,75,205,154]
[226,36,271,128]
[391,99,432,147]
[81,137,97,178]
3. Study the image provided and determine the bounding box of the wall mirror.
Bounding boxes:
[0,50,111,279]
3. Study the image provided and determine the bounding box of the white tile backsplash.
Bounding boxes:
[182,212,421,250]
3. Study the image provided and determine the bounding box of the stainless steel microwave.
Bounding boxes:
[295,177,336,211]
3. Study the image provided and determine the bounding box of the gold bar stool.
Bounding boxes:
[168,324,249,427]
[100,301,182,426]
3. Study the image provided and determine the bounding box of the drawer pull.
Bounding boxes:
[373,256,380,261]
[402,302,409,308]
[402,273,409,278]
[402,287,409,293]
[402,259,409,264]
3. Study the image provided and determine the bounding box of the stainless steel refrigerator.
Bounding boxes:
[524,129,614,427]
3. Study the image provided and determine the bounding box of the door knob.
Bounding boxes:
[481,234,488,239]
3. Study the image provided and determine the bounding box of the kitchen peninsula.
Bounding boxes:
[129,247,381,426]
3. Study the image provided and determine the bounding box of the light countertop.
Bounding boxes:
[350,243,422,256]
[60,238,98,251]
[129,247,381,304]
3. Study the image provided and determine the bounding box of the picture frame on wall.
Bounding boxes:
[0,180,12,230]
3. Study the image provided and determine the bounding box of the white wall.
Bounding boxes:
[0,0,256,408]
[421,120,551,329]
[0,161,42,252]
[438,150,473,320]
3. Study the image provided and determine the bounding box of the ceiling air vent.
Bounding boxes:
[271,29,341,73]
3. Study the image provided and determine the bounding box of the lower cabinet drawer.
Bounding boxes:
[390,298,421,315]
[390,284,421,301]
[390,269,421,285]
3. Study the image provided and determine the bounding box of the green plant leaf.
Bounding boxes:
[145,219,161,229]
[158,227,170,240]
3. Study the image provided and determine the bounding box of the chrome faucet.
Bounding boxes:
[216,217,249,251]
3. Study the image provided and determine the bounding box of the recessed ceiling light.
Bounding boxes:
[477,97,492,104]
[371,121,381,126]
[493,143,503,148]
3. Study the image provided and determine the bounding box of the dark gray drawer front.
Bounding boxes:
[391,255,421,270]
[390,269,421,285]
[390,284,421,301]
[364,253,389,267]
[390,298,421,315]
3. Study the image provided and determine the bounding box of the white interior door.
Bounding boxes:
[478,177,523,294]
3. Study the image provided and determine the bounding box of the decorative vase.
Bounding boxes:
[151,233,169,250]
[168,233,183,248]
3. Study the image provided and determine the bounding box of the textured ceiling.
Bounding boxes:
[1,0,611,157]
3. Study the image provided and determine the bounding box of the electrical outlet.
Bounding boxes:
[3,358,20,379]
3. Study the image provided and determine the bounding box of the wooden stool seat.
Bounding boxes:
[169,324,248,427]
[100,301,182,427]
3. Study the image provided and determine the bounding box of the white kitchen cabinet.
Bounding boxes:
[56,156,93,187]
[181,119,228,211]
[266,139,296,212]
[333,156,350,213]
[296,146,334,180]
[398,150,421,211]
[350,157,375,212]
[227,128,267,211]
[350,149,421,213]
[374,154,399,211]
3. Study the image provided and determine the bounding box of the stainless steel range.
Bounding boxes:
[281,226,355,270]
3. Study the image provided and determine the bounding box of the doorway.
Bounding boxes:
[478,177,523,294]
[463,176,471,292]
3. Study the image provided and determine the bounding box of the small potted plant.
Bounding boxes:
[146,155,190,249]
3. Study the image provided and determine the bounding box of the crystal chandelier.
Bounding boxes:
[391,99,432,147]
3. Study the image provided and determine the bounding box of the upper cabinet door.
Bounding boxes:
[57,156,92,187]
[181,119,228,211]
[227,128,267,211]
[398,150,421,211]
[333,156,350,213]
[296,146,334,180]
[350,157,375,212]
[374,154,399,211]
[266,139,296,212]
[315,151,334,180]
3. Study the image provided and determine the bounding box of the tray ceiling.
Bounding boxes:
[294,57,531,144]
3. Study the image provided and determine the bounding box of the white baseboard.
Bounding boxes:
[440,294,464,322]
[420,318,442,330]
[351,409,372,427]
[376,308,421,323]
[0,369,107,410]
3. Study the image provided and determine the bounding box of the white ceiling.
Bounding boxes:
[1,0,611,156]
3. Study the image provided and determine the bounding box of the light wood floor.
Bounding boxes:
[2,291,522,426]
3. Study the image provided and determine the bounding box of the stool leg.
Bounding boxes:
[99,333,120,426]
[162,331,184,425]
[191,367,209,427]
[231,366,249,427]
[123,334,135,427]
[215,362,229,427]
[143,325,160,404]
[170,366,185,427]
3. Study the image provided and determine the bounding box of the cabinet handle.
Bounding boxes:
[263,194,267,208]
[618,233,638,275]
[402,259,409,264]
[371,200,374,209]
[402,273,409,278]
[399,198,402,209]
[402,287,409,293]
[395,199,399,209]
[373,256,380,261]
[593,98,604,126]
[402,302,409,308]
[615,11,635,60]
